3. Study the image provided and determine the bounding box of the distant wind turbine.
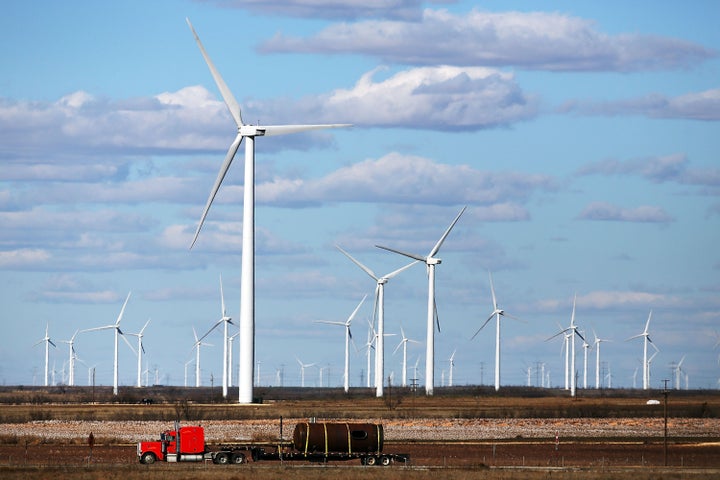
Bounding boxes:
[315,294,367,393]
[393,326,421,387]
[191,326,213,387]
[126,319,150,388]
[627,310,655,390]
[296,358,316,388]
[674,356,686,390]
[34,323,56,387]
[197,275,234,398]
[471,271,520,391]
[58,330,79,387]
[185,19,350,404]
[376,206,466,395]
[336,245,417,397]
[592,329,611,389]
[81,292,135,395]
[448,349,457,387]
[547,294,584,397]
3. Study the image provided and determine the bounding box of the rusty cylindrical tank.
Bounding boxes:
[293,422,383,455]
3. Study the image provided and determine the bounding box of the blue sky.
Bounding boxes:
[2,0,719,391]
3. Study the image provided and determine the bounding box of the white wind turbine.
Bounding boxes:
[547,294,584,397]
[393,326,421,387]
[471,271,520,391]
[336,245,417,397]
[34,323,56,387]
[296,358,316,388]
[376,207,466,395]
[627,310,655,390]
[81,292,135,396]
[592,329,611,389]
[58,330,79,387]
[185,19,350,404]
[197,275,234,398]
[192,326,213,387]
[674,356,686,390]
[315,294,366,393]
[581,332,590,389]
[126,319,150,388]
[228,331,239,387]
[447,349,457,387]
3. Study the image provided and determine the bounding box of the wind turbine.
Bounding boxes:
[393,326,421,387]
[627,310,655,390]
[674,356,686,390]
[581,331,590,389]
[315,294,366,393]
[471,271,520,391]
[185,19,350,404]
[447,349,457,387]
[228,331,239,387]
[34,323,56,387]
[58,330,79,387]
[197,275,234,398]
[191,326,213,387]
[592,329,611,389]
[547,294,584,397]
[126,319,150,388]
[81,292,135,395]
[296,358,315,388]
[376,206,466,395]
[336,245,417,397]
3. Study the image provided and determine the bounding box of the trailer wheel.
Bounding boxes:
[140,452,156,465]
[380,455,391,466]
[215,452,230,464]
[231,452,246,464]
[365,455,377,466]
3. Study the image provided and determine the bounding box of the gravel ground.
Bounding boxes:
[3,417,718,443]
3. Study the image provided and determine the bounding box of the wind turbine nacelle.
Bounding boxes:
[239,125,265,136]
[427,258,441,265]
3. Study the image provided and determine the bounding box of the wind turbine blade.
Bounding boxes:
[190,132,243,249]
[261,124,351,137]
[120,332,137,355]
[219,274,226,317]
[198,320,223,343]
[48,340,57,348]
[347,294,367,323]
[375,244,425,262]
[80,325,114,334]
[546,328,570,341]
[186,18,243,127]
[140,318,151,335]
[115,292,132,325]
[384,260,420,279]
[488,271,498,310]
[644,310,652,333]
[336,245,378,280]
[428,206,466,257]
[471,316,494,340]
[434,296,441,332]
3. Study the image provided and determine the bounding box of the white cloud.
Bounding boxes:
[577,202,674,223]
[199,0,425,20]
[0,248,51,268]
[259,9,716,71]
[256,152,556,207]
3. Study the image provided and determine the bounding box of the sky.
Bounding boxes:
[1,0,719,393]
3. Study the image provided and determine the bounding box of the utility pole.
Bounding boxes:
[663,379,669,466]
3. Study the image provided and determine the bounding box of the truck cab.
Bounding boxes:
[137,425,206,464]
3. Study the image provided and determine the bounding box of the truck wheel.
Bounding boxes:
[231,452,246,464]
[215,452,230,464]
[380,455,391,466]
[365,455,377,466]
[140,452,156,465]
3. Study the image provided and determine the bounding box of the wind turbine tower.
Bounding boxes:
[472,271,519,391]
[81,292,134,395]
[336,245,417,397]
[34,323,56,387]
[315,294,366,393]
[127,319,150,388]
[376,207,466,395]
[394,326,421,387]
[58,330,78,387]
[547,295,584,397]
[185,19,350,404]
[627,310,655,390]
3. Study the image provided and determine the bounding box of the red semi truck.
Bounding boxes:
[137,421,409,466]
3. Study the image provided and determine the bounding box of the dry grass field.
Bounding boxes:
[0,385,718,479]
